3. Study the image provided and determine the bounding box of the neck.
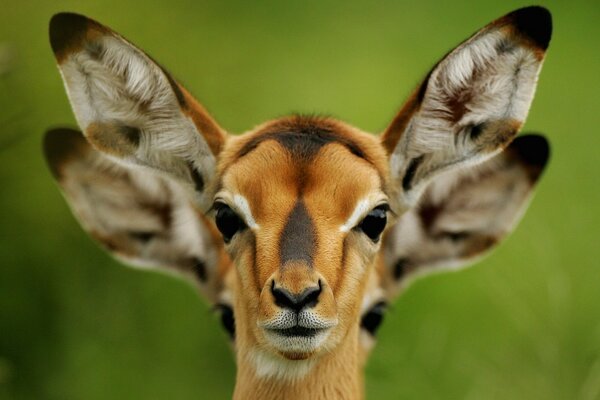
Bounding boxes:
[233,326,363,400]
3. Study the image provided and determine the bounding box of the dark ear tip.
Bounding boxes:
[509,6,552,50]
[43,127,88,179]
[49,12,92,58]
[510,134,550,169]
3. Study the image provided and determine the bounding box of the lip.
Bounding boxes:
[267,326,324,338]
[262,323,333,354]
[259,310,338,353]
[259,311,338,331]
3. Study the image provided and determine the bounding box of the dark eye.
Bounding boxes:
[214,304,235,339]
[361,301,387,336]
[357,205,388,242]
[215,203,246,243]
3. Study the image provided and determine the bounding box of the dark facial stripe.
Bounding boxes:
[279,200,316,267]
[237,128,366,162]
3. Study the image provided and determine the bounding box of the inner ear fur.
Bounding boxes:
[43,127,227,303]
[49,13,227,210]
[381,6,552,206]
[382,134,550,298]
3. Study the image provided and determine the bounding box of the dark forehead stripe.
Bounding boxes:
[237,127,367,161]
[279,200,316,267]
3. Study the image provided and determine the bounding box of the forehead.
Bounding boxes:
[218,117,389,221]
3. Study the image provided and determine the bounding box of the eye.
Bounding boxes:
[215,203,246,243]
[216,304,235,339]
[361,301,387,336]
[357,205,388,242]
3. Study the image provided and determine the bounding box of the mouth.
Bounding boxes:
[259,310,338,355]
[267,326,324,338]
[263,326,330,356]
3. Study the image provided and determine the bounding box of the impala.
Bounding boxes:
[44,6,552,399]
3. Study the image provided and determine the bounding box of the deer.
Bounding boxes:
[43,6,552,399]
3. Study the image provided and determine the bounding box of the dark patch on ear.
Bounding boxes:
[86,122,140,157]
[192,258,207,282]
[474,119,520,152]
[49,13,90,61]
[128,231,155,243]
[85,41,104,60]
[463,235,498,258]
[469,123,485,140]
[43,127,89,180]
[511,134,550,168]
[393,258,409,280]
[439,231,471,242]
[509,134,550,182]
[187,162,204,192]
[361,301,387,336]
[138,201,173,230]
[280,200,315,267]
[122,126,141,146]
[510,6,552,50]
[402,155,424,191]
[216,304,235,339]
[418,202,442,233]
[495,38,516,54]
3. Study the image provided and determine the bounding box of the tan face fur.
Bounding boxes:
[44,6,552,396]
[215,117,392,361]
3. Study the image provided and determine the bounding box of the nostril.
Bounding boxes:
[297,280,321,309]
[271,280,322,312]
[271,282,297,310]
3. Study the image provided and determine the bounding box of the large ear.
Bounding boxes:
[49,13,226,210]
[382,7,551,206]
[43,128,229,303]
[381,134,549,298]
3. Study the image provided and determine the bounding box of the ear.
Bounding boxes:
[49,13,226,210]
[381,134,549,297]
[43,128,228,303]
[382,7,551,206]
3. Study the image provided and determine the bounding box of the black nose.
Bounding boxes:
[271,281,322,312]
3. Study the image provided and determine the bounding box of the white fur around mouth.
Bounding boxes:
[259,309,338,330]
[263,326,331,353]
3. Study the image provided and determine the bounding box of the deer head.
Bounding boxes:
[44,7,551,399]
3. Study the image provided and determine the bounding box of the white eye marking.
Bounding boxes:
[339,194,387,233]
[340,199,370,233]
[233,194,259,230]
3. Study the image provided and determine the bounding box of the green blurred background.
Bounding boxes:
[1,1,599,399]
